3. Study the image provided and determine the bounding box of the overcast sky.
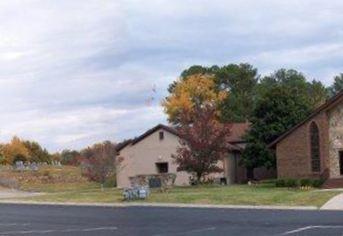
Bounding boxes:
[0,0,342,151]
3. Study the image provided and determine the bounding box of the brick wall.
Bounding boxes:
[276,111,329,179]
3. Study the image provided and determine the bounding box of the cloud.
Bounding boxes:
[0,0,341,151]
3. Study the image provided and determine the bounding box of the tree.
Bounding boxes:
[167,63,259,123]
[241,69,325,179]
[60,149,81,166]
[328,73,343,97]
[79,141,119,187]
[162,74,227,125]
[1,136,30,164]
[172,105,232,183]
[24,141,51,163]
[216,63,259,122]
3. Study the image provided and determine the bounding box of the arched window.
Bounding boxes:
[310,122,321,172]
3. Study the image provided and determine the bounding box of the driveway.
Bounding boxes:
[321,193,343,210]
[0,204,342,235]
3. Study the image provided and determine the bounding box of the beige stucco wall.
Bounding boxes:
[116,128,191,188]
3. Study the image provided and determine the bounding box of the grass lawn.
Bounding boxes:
[15,183,340,208]
[0,166,339,208]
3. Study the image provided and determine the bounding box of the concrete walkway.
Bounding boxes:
[321,193,343,210]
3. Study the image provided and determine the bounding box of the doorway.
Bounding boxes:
[339,151,343,175]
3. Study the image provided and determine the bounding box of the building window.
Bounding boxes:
[156,162,168,173]
[310,122,321,172]
[159,131,164,140]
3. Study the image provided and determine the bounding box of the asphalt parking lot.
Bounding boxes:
[0,204,343,235]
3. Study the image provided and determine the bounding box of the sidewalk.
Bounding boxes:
[0,200,318,210]
[321,193,343,210]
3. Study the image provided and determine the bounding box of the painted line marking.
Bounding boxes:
[0,226,118,235]
[282,225,343,235]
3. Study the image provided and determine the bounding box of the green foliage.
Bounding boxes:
[285,179,298,188]
[275,178,324,188]
[60,149,81,166]
[171,63,259,123]
[299,179,312,187]
[103,174,117,188]
[217,63,259,122]
[275,179,285,187]
[242,69,328,177]
[328,73,343,97]
[24,141,51,163]
[312,179,325,188]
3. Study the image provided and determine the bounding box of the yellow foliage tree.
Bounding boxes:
[1,136,30,164]
[162,74,228,124]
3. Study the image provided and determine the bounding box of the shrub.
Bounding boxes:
[103,175,116,188]
[312,179,325,188]
[276,178,324,188]
[275,179,285,187]
[299,179,312,187]
[285,179,298,188]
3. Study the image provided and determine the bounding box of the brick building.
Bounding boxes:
[270,91,343,186]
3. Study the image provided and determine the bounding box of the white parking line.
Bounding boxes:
[282,225,343,235]
[0,226,118,235]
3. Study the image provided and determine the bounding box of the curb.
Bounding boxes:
[0,200,318,210]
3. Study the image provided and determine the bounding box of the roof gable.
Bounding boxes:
[117,122,250,152]
[116,124,178,152]
[269,90,343,148]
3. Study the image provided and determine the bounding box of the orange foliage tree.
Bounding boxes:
[162,74,228,125]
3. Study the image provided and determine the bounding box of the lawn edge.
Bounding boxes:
[0,200,318,210]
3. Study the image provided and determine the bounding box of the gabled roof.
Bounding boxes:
[130,124,178,145]
[115,139,133,152]
[116,124,178,152]
[269,90,343,148]
[117,122,250,152]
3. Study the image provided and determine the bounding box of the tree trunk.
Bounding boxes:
[246,167,254,181]
[196,172,202,184]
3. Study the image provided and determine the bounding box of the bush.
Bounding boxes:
[312,179,325,188]
[275,178,324,188]
[275,179,285,187]
[299,179,312,187]
[103,175,116,188]
[285,179,298,188]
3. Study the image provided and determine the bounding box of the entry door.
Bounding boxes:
[340,151,343,175]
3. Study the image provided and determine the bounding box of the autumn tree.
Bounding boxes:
[79,141,119,187]
[162,74,227,125]
[24,141,51,163]
[60,149,81,166]
[1,136,30,164]
[173,105,232,183]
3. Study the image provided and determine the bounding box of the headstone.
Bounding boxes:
[30,162,38,171]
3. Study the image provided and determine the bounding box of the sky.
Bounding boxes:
[0,0,342,151]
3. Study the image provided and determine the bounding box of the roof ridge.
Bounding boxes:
[269,90,343,148]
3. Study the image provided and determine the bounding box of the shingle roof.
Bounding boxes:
[226,122,250,143]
